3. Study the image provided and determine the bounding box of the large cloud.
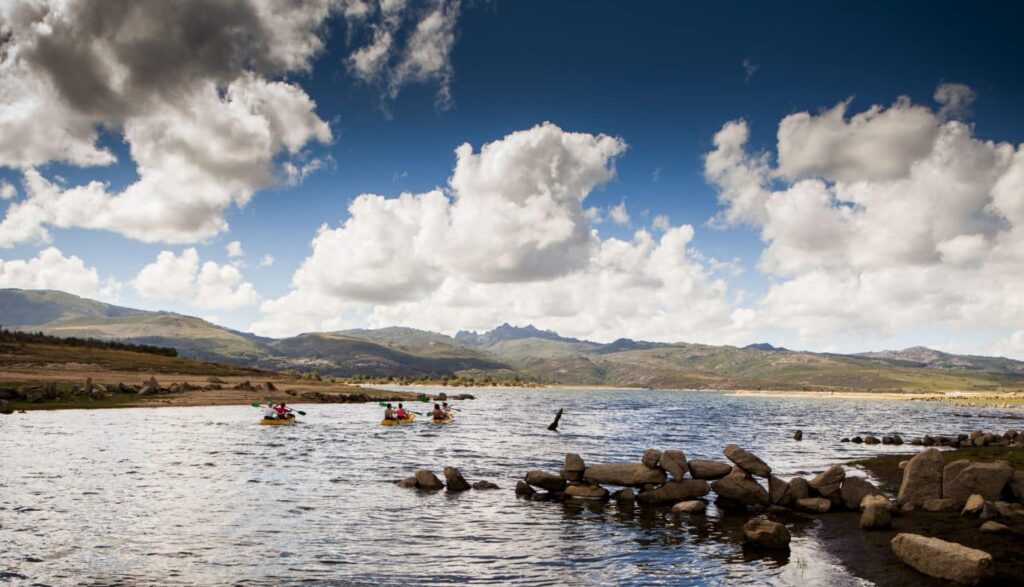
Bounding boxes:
[0,246,120,300]
[704,85,1024,351]
[134,248,259,310]
[252,123,741,339]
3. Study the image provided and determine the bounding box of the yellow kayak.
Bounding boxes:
[431,412,455,424]
[381,414,416,426]
[260,417,296,426]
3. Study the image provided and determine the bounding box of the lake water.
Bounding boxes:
[1,387,1015,585]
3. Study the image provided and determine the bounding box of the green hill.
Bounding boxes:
[5,288,1024,391]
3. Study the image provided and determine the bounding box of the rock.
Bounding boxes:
[962,494,986,516]
[566,483,609,500]
[898,460,909,470]
[0,399,11,415]
[443,467,471,492]
[882,435,893,445]
[993,501,1017,518]
[892,434,904,445]
[168,383,182,394]
[911,437,923,446]
[585,463,666,487]
[861,494,895,511]
[788,477,810,501]
[472,481,499,490]
[897,448,944,508]
[743,519,791,550]
[723,444,771,477]
[864,435,880,445]
[852,436,864,444]
[841,437,850,443]
[890,533,993,585]
[796,497,831,513]
[979,521,1009,533]
[613,488,636,502]
[923,498,957,512]
[793,430,802,441]
[515,480,535,496]
[768,475,794,507]
[658,450,688,480]
[711,467,768,506]
[969,429,984,446]
[809,465,845,498]
[945,462,1014,505]
[396,476,418,488]
[265,382,277,392]
[979,502,998,521]
[672,500,706,514]
[525,470,567,492]
[861,500,893,530]
[641,448,663,469]
[840,476,881,510]
[414,469,444,490]
[923,435,935,446]
[565,453,586,474]
[1011,470,1024,502]
[688,459,732,480]
[637,480,710,504]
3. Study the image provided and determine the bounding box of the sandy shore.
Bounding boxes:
[730,389,1024,403]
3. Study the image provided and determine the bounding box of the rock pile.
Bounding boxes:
[396,467,498,492]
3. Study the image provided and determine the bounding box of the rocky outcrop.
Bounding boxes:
[723,444,771,477]
[711,467,768,506]
[525,470,567,492]
[840,476,881,510]
[897,448,944,508]
[658,450,687,480]
[743,519,791,550]
[636,480,709,504]
[584,463,666,487]
[444,467,471,492]
[688,459,731,480]
[414,469,444,490]
[890,533,993,585]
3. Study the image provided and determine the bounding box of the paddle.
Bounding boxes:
[251,402,305,416]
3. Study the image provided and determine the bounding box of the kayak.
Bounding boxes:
[381,414,416,426]
[260,417,296,426]
[431,412,455,424]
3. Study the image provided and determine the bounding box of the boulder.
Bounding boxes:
[742,519,791,550]
[711,467,768,506]
[515,480,535,496]
[658,450,688,480]
[565,453,586,474]
[525,470,567,492]
[891,434,904,445]
[672,500,706,515]
[945,462,1014,505]
[796,497,831,513]
[566,483,609,500]
[637,480,710,504]
[852,436,863,444]
[584,463,666,487]
[979,521,1009,533]
[443,467,471,492]
[414,470,444,490]
[923,498,957,512]
[723,444,771,477]
[861,499,892,530]
[793,430,802,441]
[864,435,880,445]
[641,448,663,469]
[768,475,794,507]
[962,494,986,516]
[890,533,993,585]
[897,448,944,508]
[809,465,845,498]
[472,481,499,490]
[969,429,984,446]
[396,476,418,488]
[168,383,182,394]
[840,476,881,510]
[613,488,636,502]
[1011,470,1024,502]
[788,477,810,501]
[688,459,732,480]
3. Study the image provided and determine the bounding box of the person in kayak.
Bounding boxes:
[383,403,396,421]
[432,403,444,420]
[442,401,451,417]
[263,404,278,420]
[274,403,294,420]
[395,403,407,420]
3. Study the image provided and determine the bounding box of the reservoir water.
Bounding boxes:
[0,387,1011,585]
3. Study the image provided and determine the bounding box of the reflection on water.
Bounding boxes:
[0,388,1013,585]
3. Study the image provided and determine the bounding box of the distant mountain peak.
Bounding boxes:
[744,342,790,352]
[455,323,579,346]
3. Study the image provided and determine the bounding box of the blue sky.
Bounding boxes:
[2,1,1024,356]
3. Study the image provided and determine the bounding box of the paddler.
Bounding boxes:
[263,403,278,420]
[395,403,407,420]
[432,403,444,420]
[274,402,295,420]
[383,403,396,421]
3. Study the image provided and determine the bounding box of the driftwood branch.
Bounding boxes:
[547,408,563,431]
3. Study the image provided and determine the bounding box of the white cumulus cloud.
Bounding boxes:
[226,241,245,258]
[134,248,259,310]
[0,247,120,301]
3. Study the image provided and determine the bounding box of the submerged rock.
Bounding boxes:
[672,500,706,515]
[396,476,418,488]
[890,533,993,585]
[743,518,791,550]
[414,470,444,490]
[472,480,500,490]
[444,467,471,492]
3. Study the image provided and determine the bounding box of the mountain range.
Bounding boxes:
[3,288,1024,392]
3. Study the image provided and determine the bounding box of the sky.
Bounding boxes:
[1,0,1024,357]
